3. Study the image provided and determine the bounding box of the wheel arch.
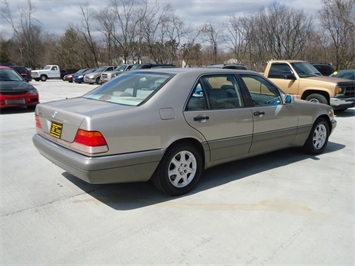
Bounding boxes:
[315,114,333,134]
[164,138,207,169]
[301,90,330,104]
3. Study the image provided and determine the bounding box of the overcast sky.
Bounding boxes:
[0,0,324,38]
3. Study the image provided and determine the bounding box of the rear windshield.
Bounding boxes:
[84,72,173,106]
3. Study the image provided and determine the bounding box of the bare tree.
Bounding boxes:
[224,16,253,66]
[251,3,313,61]
[319,0,355,69]
[180,25,202,67]
[138,0,173,63]
[159,11,187,64]
[95,7,117,65]
[78,3,100,67]
[200,21,223,64]
[0,0,44,68]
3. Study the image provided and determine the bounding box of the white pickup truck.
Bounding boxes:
[31,65,61,81]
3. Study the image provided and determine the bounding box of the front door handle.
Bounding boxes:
[254,111,265,117]
[193,115,209,122]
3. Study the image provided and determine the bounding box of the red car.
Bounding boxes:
[0,66,39,109]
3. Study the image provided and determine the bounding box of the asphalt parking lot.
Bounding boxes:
[1,80,354,265]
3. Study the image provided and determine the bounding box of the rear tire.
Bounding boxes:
[302,118,329,154]
[305,94,327,104]
[151,143,203,196]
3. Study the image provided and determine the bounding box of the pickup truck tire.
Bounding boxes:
[305,94,327,104]
[302,118,329,154]
[40,75,47,82]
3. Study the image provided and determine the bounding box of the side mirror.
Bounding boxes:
[284,94,295,104]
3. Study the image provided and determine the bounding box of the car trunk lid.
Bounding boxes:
[36,97,133,143]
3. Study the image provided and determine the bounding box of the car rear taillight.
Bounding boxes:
[74,129,107,147]
[35,114,41,129]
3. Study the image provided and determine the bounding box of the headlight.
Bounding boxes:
[335,86,344,96]
[329,109,335,118]
[28,88,38,95]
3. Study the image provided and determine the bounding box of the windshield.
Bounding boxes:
[115,65,127,71]
[291,62,322,78]
[0,69,23,81]
[94,67,107,73]
[84,72,173,106]
[130,64,145,70]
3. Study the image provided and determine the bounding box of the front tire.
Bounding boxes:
[152,143,203,196]
[302,118,330,154]
[305,93,327,104]
[40,75,47,82]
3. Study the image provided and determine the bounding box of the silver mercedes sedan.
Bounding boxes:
[33,68,337,195]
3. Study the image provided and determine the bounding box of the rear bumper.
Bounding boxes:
[33,134,164,184]
[0,94,39,108]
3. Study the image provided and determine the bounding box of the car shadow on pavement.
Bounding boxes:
[62,141,345,210]
[335,108,355,117]
[0,106,35,114]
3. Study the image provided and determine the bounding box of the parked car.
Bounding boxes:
[0,66,39,109]
[60,68,78,80]
[100,64,132,83]
[330,69,355,80]
[9,65,32,82]
[310,62,335,76]
[207,63,248,70]
[74,68,96,84]
[84,66,116,84]
[33,68,336,196]
[63,68,88,83]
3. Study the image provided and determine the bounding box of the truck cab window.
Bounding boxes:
[268,63,293,79]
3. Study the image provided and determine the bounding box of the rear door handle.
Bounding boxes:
[193,115,209,122]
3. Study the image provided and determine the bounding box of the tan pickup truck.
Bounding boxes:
[263,60,355,111]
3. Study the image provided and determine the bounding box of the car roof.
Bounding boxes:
[334,69,355,73]
[129,67,257,76]
[0,66,12,70]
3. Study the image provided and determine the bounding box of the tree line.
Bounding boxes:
[0,0,354,72]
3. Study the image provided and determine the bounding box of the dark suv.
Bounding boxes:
[130,64,176,70]
[11,66,32,82]
[207,64,248,70]
[310,63,335,76]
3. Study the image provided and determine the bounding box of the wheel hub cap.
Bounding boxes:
[168,151,197,188]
